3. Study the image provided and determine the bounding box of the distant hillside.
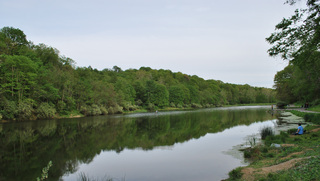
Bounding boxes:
[0,27,276,121]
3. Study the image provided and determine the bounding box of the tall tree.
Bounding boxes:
[0,27,28,55]
[266,0,320,103]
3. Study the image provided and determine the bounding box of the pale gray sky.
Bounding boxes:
[1,0,304,88]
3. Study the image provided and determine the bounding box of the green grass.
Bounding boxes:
[260,126,275,140]
[226,123,320,181]
[308,104,320,112]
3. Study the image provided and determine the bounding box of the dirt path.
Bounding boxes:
[241,157,307,181]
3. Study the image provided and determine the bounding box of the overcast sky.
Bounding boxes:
[1,0,304,88]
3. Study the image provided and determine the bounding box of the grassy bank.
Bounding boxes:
[226,110,320,181]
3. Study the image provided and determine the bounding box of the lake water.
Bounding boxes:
[0,106,277,181]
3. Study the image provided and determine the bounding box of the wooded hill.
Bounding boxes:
[0,27,276,121]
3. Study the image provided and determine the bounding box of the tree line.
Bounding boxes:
[267,0,320,106]
[0,27,276,121]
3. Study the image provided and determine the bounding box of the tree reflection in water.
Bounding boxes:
[0,106,274,181]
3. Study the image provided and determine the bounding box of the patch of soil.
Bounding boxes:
[310,127,320,132]
[281,144,295,147]
[241,158,306,181]
[281,151,303,160]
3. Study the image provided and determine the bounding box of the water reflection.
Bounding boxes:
[0,106,274,181]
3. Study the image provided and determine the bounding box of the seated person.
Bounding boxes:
[294,123,304,135]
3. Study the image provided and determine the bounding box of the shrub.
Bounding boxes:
[90,104,102,116]
[108,107,114,115]
[1,100,18,120]
[176,103,183,108]
[36,103,56,119]
[56,100,66,113]
[191,103,202,108]
[310,99,320,106]
[277,101,288,109]
[99,105,108,115]
[287,128,297,134]
[147,103,155,111]
[304,113,320,124]
[17,100,35,120]
[228,167,243,180]
[113,104,123,114]
[80,105,90,116]
[135,99,143,106]
[243,147,261,159]
[260,126,274,140]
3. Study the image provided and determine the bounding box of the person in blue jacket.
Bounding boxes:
[295,123,304,135]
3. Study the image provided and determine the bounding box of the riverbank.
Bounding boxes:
[0,103,274,122]
[225,109,320,181]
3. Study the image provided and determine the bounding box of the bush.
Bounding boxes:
[56,100,66,113]
[310,99,320,106]
[80,105,90,116]
[135,99,143,106]
[36,103,56,119]
[107,107,114,114]
[228,167,243,180]
[243,147,261,159]
[277,101,288,109]
[113,104,123,114]
[147,103,155,111]
[260,126,274,140]
[1,100,18,120]
[176,103,183,108]
[287,128,297,134]
[191,103,202,108]
[304,113,320,124]
[122,103,138,111]
[90,104,102,116]
[17,99,35,120]
[99,105,108,115]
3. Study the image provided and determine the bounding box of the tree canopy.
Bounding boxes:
[0,26,276,121]
[266,0,320,104]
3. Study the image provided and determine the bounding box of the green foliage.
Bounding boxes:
[36,102,56,119]
[17,99,35,120]
[267,1,320,104]
[304,113,320,124]
[36,161,52,181]
[243,147,261,159]
[99,105,108,115]
[169,84,190,106]
[276,101,288,109]
[0,27,28,55]
[1,99,18,120]
[264,131,289,146]
[260,126,275,140]
[0,26,277,121]
[290,110,320,124]
[90,104,102,116]
[228,167,243,180]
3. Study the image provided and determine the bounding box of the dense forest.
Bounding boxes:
[0,27,276,121]
[267,0,320,106]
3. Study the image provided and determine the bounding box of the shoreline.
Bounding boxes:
[224,109,320,180]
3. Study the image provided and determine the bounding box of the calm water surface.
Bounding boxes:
[0,106,276,181]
